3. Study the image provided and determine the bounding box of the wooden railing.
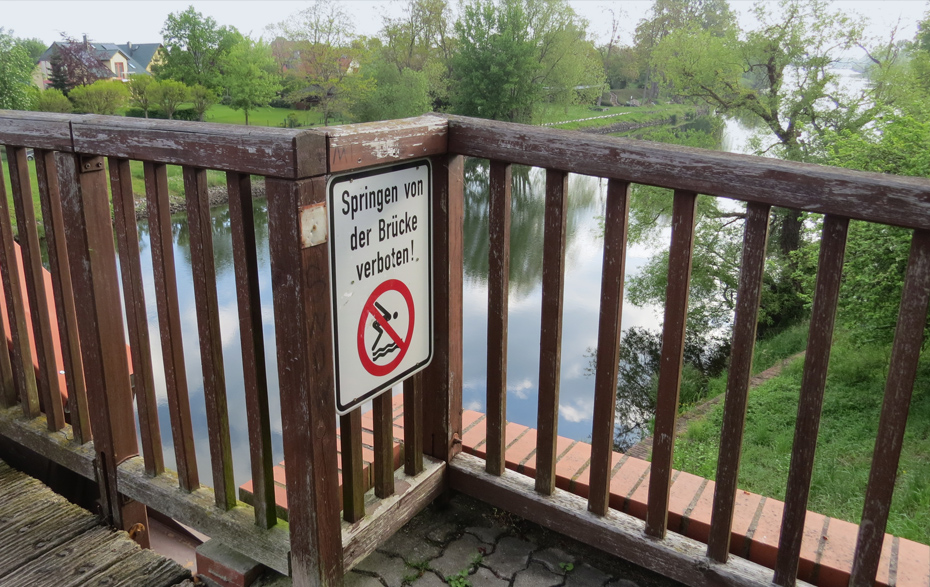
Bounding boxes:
[0,111,928,587]
[440,115,930,587]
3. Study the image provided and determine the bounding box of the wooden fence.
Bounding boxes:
[0,111,928,587]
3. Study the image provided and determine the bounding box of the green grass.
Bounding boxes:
[752,322,810,374]
[673,329,930,545]
[0,149,42,230]
[123,161,227,203]
[202,104,338,128]
[542,103,696,132]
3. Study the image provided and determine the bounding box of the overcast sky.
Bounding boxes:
[1,0,926,51]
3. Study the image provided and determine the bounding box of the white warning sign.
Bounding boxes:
[328,159,432,414]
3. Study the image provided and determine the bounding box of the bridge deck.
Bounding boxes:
[0,459,191,587]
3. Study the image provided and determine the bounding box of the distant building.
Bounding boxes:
[35,37,164,89]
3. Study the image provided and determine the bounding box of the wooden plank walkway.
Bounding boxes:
[0,459,191,587]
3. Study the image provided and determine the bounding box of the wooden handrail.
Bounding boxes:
[443,114,930,232]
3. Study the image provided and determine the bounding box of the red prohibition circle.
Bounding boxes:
[357,279,415,376]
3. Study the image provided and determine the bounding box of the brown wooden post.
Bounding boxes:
[535,169,570,496]
[0,154,39,417]
[36,149,91,444]
[588,179,631,516]
[267,175,343,586]
[706,202,772,560]
[56,152,149,547]
[644,190,698,538]
[422,155,464,464]
[7,146,66,431]
[486,160,512,477]
[849,229,930,587]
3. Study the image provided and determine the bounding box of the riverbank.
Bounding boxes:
[670,328,930,545]
[131,178,267,220]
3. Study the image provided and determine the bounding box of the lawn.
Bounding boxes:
[540,103,697,132]
[672,329,930,545]
[202,104,343,128]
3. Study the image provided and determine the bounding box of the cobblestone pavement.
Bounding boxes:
[341,493,686,587]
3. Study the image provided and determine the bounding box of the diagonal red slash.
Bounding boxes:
[366,301,406,350]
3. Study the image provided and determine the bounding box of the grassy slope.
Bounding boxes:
[673,329,930,544]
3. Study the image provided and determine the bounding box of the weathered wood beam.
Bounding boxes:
[445,115,930,232]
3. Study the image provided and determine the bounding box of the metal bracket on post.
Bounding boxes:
[79,156,105,174]
[300,202,328,248]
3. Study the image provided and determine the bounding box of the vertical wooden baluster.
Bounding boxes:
[6,146,64,429]
[36,149,90,443]
[56,152,147,543]
[0,154,14,409]
[144,161,198,492]
[184,166,234,509]
[109,158,162,473]
[706,202,772,560]
[373,390,395,497]
[588,179,631,516]
[227,172,275,528]
[849,229,930,587]
[486,160,512,476]
[0,273,13,407]
[267,175,343,585]
[535,169,569,496]
[0,150,39,417]
[341,408,365,522]
[774,215,848,586]
[404,373,424,476]
[645,190,699,538]
[422,155,464,463]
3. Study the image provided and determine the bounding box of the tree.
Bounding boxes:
[0,28,36,110]
[350,55,430,122]
[379,0,456,109]
[50,34,112,92]
[188,84,217,121]
[69,79,129,114]
[795,111,930,344]
[651,0,878,259]
[220,38,280,125]
[451,0,605,123]
[15,37,46,62]
[128,75,155,117]
[158,6,240,89]
[34,88,72,113]
[149,79,189,119]
[634,0,736,101]
[451,0,540,122]
[268,0,362,125]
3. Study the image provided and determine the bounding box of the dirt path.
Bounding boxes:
[625,351,806,460]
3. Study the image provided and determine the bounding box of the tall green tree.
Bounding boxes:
[452,0,537,122]
[0,28,36,110]
[451,0,604,123]
[158,6,240,89]
[269,0,363,125]
[379,0,456,109]
[15,37,47,62]
[651,0,881,257]
[220,38,281,125]
[634,0,736,101]
[350,55,431,122]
